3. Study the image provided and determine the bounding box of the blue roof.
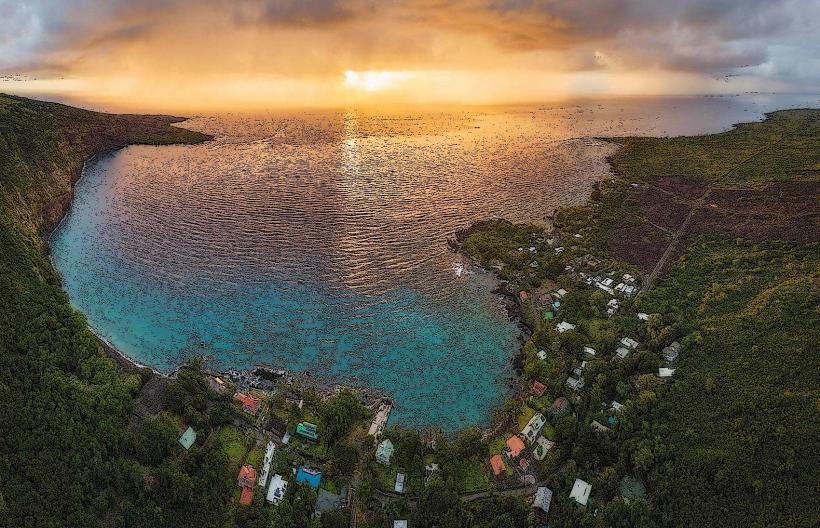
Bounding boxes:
[296,466,322,490]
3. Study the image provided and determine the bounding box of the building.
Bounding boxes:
[566,376,585,391]
[591,420,609,432]
[521,413,546,443]
[425,463,439,481]
[551,397,570,415]
[394,521,408,528]
[533,486,553,512]
[556,321,576,333]
[663,341,681,362]
[233,392,261,415]
[258,441,275,488]
[582,346,596,357]
[531,380,546,397]
[616,347,630,359]
[490,454,506,477]
[238,465,256,488]
[611,401,624,412]
[178,426,196,450]
[315,489,343,515]
[296,466,322,490]
[505,435,525,459]
[637,312,650,321]
[570,478,592,506]
[394,473,406,494]
[533,436,555,461]
[620,476,646,505]
[620,337,639,349]
[368,400,392,438]
[376,439,395,466]
[658,367,676,378]
[537,349,548,360]
[239,486,254,506]
[266,474,288,504]
[296,421,319,441]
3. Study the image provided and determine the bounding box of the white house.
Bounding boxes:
[266,474,288,504]
[616,347,630,359]
[395,473,406,494]
[376,439,395,466]
[534,486,553,512]
[620,337,639,349]
[556,321,576,333]
[521,413,546,443]
[583,346,596,357]
[659,367,676,378]
[258,441,275,488]
[570,478,592,506]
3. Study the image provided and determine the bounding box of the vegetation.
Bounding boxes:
[0,94,816,527]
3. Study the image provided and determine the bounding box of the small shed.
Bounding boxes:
[178,426,196,450]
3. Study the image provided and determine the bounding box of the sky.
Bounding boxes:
[1,0,818,110]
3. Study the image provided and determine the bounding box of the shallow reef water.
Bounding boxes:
[50,94,816,429]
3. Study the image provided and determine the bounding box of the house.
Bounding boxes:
[616,347,630,359]
[239,485,254,505]
[591,420,609,432]
[533,486,553,512]
[425,463,439,481]
[296,421,319,442]
[519,290,529,301]
[637,312,650,321]
[258,441,275,488]
[537,349,548,360]
[551,397,569,415]
[237,465,256,488]
[595,282,615,295]
[556,321,576,333]
[602,277,614,287]
[658,367,676,378]
[281,432,290,445]
[582,346,596,357]
[620,476,647,505]
[394,521,408,528]
[315,489,343,515]
[556,288,568,298]
[532,380,546,397]
[570,478,592,506]
[490,454,506,477]
[296,466,322,490]
[376,439,395,466]
[233,392,261,415]
[620,337,639,349]
[663,341,681,362]
[566,376,584,391]
[533,436,555,461]
[394,473,406,494]
[611,401,624,412]
[178,426,196,450]
[505,435,525,459]
[368,400,392,438]
[521,413,546,443]
[266,474,288,504]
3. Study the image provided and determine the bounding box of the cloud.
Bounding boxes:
[1,0,817,95]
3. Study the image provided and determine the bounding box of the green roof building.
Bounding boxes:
[296,422,319,441]
[178,426,197,450]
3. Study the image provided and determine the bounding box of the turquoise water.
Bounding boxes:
[50,95,819,429]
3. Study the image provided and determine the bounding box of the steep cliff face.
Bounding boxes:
[0,95,211,525]
[0,94,211,237]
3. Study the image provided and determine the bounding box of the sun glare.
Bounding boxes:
[343,70,411,92]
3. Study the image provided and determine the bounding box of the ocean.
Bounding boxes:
[50,93,818,429]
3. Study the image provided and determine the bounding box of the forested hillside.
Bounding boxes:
[0,94,233,528]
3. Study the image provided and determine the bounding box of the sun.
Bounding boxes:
[343,70,411,92]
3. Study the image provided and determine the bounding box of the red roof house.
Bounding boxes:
[238,465,257,488]
[234,392,261,415]
[532,380,546,397]
[505,435,525,459]
[239,485,254,506]
[519,290,529,301]
[490,454,506,477]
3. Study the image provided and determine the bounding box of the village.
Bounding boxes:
[152,201,692,528]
